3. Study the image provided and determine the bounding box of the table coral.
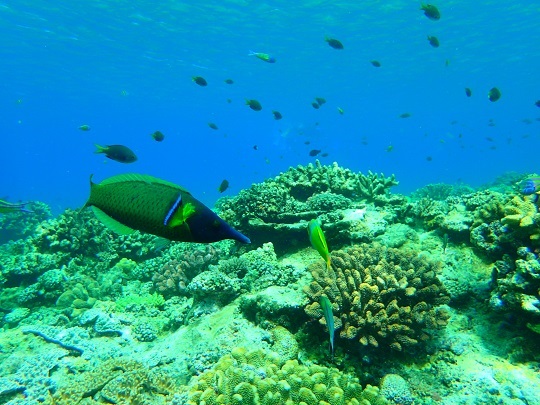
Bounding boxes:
[304,243,450,352]
[185,347,388,405]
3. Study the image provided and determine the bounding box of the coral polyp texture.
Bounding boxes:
[185,347,387,405]
[304,243,450,352]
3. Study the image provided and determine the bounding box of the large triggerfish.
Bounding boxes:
[83,174,250,244]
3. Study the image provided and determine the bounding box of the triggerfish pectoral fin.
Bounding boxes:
[308,219,331,268]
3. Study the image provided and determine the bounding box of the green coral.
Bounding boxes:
[217,161,398,251]
[52,358,176,404]
[379,374,414,405]
[0,200,51,244]
[115,292,165,312]
[186,347,387,405]
[304,243,450,352]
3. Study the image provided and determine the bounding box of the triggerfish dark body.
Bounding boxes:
[83,174,250,244]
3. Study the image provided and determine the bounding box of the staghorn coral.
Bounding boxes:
[304,243,450,352]
[185,347,388,405]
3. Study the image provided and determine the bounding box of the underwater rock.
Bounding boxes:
[304,243,450,353]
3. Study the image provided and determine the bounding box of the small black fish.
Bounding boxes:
[315,97,326,106]
[304,141,310,145]
[427,35,439,48]
[370,60,381,67]
[421,3,440,20]
[488,87,501,102]
[399,112,412,118]
[218,179,229,193]
[246,99,262,111]
[192,76,207,86]
[151,131,165,142]
[325,37,344,50]
[311,102,320,109]
[465,88,472,97]
[426,156,433,161]
[321,152,329,157]
[253,145,258,150]
[309,149,321,156]
[272,110,283,120]
[224,79,234,84]
[534,100,540,107]
[208,122,219,130]
[94,144,137,163]
[226,98,232,103]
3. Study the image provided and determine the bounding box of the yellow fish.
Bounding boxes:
[307,219,331,267]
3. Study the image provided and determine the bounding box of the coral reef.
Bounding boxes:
[187,243,301,307]
[489,247,540,331]
[52,358,177,404]
[0,201,51,244]
[217,161,398,251]
[185,347,387,405]
[304,243,450,352]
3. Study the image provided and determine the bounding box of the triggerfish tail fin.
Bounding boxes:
[319,295,335,358]
[308,219,331,268]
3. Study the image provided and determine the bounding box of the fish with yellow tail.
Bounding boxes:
[83,174,250,244]
[307,218,331,267]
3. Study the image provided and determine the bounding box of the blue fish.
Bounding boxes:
[521,177,540,195]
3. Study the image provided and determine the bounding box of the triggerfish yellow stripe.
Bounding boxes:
[307,218,331,268]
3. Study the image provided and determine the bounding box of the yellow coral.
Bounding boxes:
[186,349,385,405]
[304,243,449,353]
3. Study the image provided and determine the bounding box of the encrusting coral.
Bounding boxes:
[185,347,388,405]
[304,243,450,352]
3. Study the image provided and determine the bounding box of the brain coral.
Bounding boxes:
[186,347,387,405]
[304,243,450,352]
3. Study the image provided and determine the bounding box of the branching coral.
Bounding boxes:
[304,243,450,352]
[186,347,387,405]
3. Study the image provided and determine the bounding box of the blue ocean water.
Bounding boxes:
[1,0,539,212]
